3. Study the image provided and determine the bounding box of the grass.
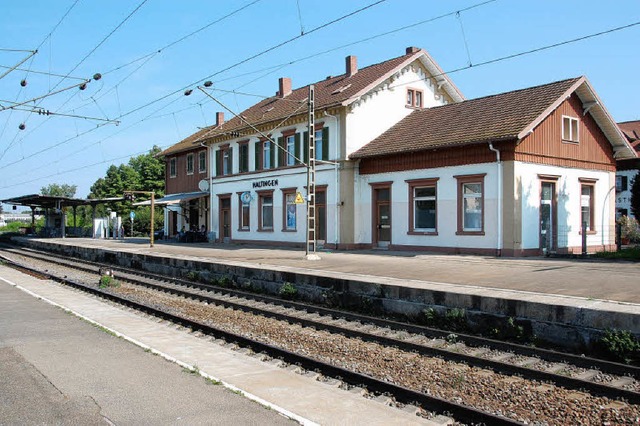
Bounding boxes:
[592,246,640,261]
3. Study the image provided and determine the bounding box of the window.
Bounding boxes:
[455,174,485,234]
[562,116,579,143]
[186,153,194,175]
[263,141,272,169]
[406,88,423,108]
[580,179,596,232]
[407,178,438,234]
[283,189,297,231]
[258,191,274,231]
[238,192,250,231]
[238,141,249,173]
[286,135,296,166]
[198,151,206,173]
[616,175,628,192]
[169,158,176,178]
[215,145,232,176]
[303,126,329,163]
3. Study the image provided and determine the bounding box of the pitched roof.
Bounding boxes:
[619,120,640,152]
[351,77,581,159]
[161,48,464,156]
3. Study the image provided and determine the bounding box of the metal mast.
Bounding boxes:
[305,85,320,260]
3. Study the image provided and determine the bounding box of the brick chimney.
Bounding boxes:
[346,55,357,77]
[215,112,224,127]
[278,77,292,97]
[406,46,420,54]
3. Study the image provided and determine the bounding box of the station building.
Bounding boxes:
[159,46,636,256]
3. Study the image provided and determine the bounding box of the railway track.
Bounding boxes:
[1,245,639,425]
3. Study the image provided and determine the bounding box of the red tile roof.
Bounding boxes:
[162,48,460,156]
[350,77,582,159]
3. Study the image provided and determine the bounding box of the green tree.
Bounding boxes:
[631,174,640,220]
[88,146,165,236]
[41,183,77,198]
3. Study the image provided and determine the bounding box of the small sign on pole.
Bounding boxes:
[129,211,135,237]
[294,192,305,204]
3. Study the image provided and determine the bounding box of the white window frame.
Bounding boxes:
[462,182,483,232]
[286,135,296,166]
[263,141,272,169]
[413,185,437,232]
[315,129,323,161]
[259,192,273,231]
[562,115,579,143]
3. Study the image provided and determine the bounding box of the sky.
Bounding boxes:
[0,0,638,205]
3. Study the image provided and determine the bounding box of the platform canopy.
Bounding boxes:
[133,191,207,206]
[1,194,125,209]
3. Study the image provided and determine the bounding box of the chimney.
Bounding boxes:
[346,55,357,77]
[406,46,420,55]
[215,112,224,127]
[278,77,292,97]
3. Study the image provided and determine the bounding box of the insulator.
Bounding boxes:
[93,73,102,81]
[18,123,25,130]
[184,89,193,96]
[203,81,213,87]
[20,79,27,87]
[79,83,87,90]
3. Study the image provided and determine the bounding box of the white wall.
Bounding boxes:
[616,169,638,219]
[516,162,615,250]
[353,163,499,249]
[345,63,448,157]
[210,165,338,245]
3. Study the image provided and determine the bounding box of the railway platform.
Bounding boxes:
[0,264,433,425]
[10,237,640,345]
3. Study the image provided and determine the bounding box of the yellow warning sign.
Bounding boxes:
[294,192,305,204]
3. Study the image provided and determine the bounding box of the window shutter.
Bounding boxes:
[215,150,222,176]
[277,137,284,167]
[303,131,309,164]
[228,147,233,174]
[322,127,329,161]
[623,176,628,191]
[294,133,301,164]
[270,140,275,168]
[254,141,261,170]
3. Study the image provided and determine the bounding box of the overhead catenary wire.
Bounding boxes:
[2,6,637,190]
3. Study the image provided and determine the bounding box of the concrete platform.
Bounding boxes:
[0,264,433,425]
[10,237,640,346]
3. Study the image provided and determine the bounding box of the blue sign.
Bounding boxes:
[130,211,136,220]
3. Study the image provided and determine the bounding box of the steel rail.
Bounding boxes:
[0,254,522,426]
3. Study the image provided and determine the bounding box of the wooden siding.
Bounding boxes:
[358,142,514,175]
[165,149,208,194]
[515,94,616,172]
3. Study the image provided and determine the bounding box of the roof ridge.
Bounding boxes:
[451,76,582,105]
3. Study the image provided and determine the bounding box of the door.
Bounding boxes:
[219,196,231,243]
[374,188,391,248]
[316,189,327,246]
[540,181,557,253]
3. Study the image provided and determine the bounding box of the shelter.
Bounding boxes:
[1,194,125,238]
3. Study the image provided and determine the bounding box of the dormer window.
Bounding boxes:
[562,116,579,143]
[406,88,423,108]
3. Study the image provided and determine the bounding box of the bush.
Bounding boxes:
[599,329,640,364]
[279,282,298,300]
[618,216,640,243]
[99,274,119,288]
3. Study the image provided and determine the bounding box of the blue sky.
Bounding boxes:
[0,0,638,203]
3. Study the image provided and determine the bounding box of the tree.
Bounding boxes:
[88,146,165,235]
[631,173,640,220]
[41,183,77,198]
